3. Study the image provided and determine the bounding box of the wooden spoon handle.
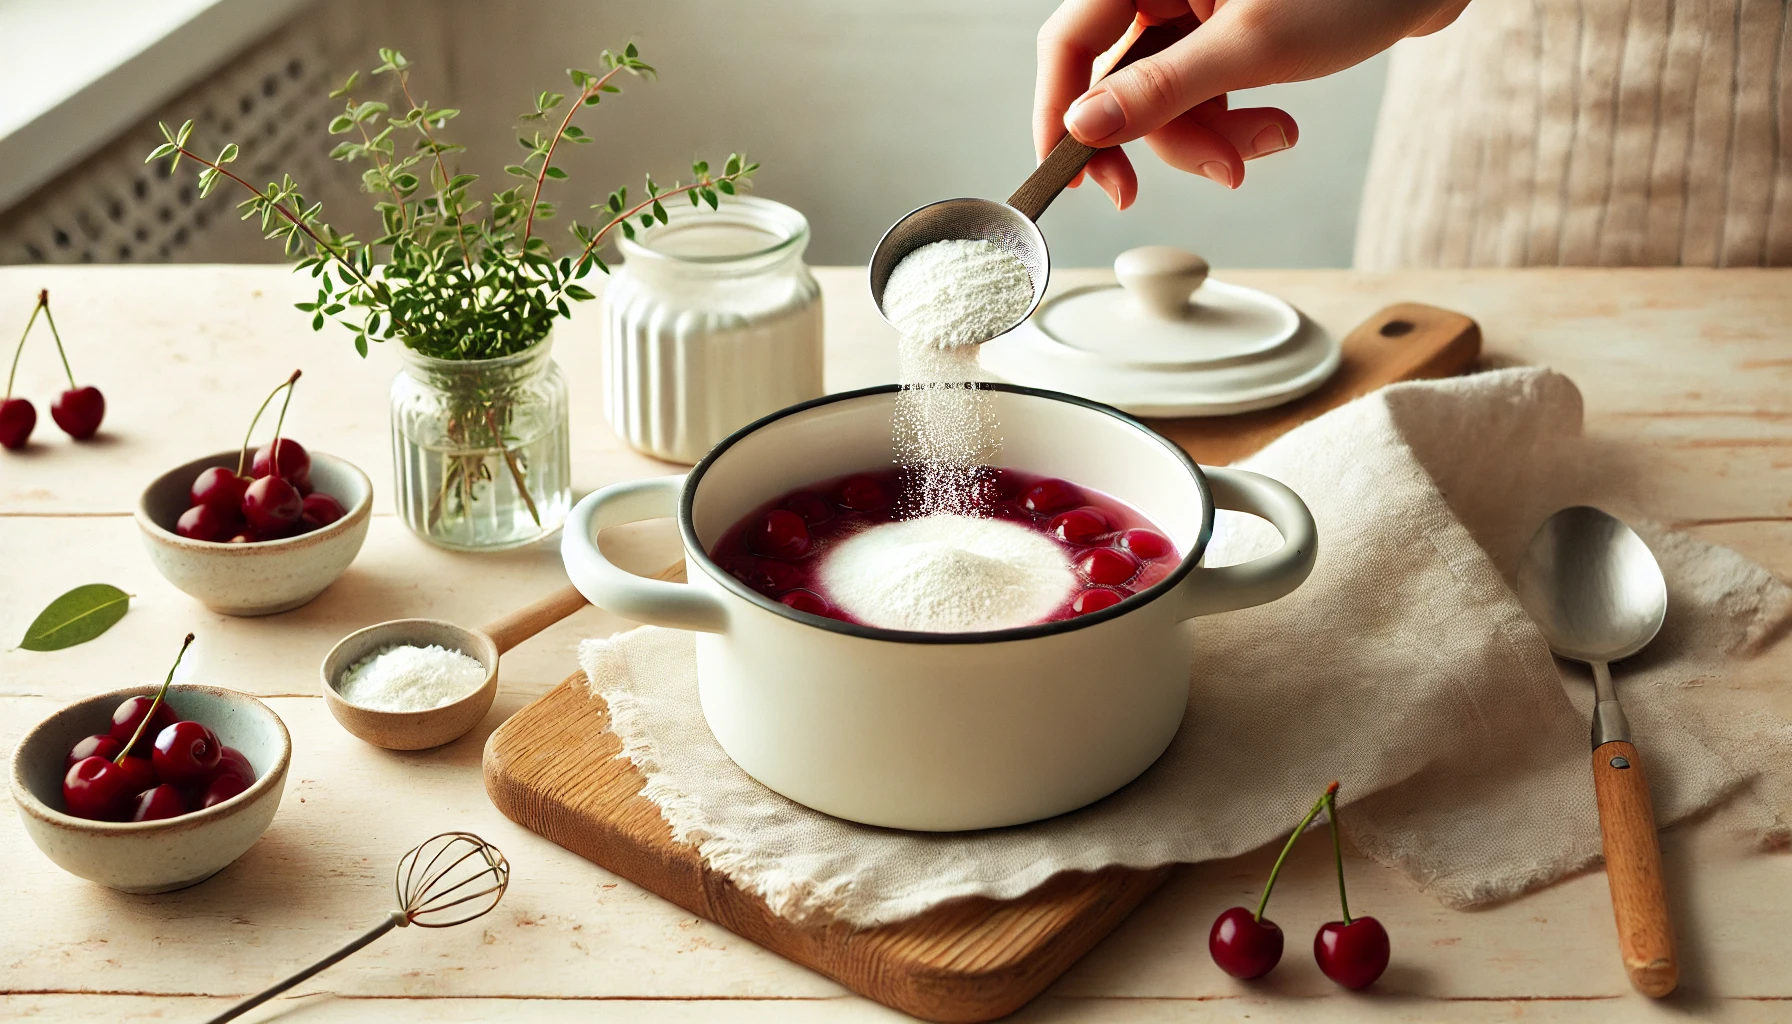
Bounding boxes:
[1592,741,1678,997]
[482,584,590,656]
[1006,14,1198,221]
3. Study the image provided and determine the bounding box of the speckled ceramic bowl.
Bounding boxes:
[137,449,372,616]
[11,684,291,893]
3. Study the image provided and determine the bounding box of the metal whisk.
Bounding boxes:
[206,832,510,1024]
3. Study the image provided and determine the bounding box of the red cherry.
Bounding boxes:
[242,474,302,533]
[1071,588,1125,615]
[190,466,249,512]
[1022,478,1082,515]
[62,756,132,820]
[151,720,222,785]
[115,755,158,795]
[722,556,804,595]
[1209,906,1284,979]
[66,733,123,767]
[1314,917,1390,989]
[1119,528,1174,560]
[210,746,254,784]
[177,503,236,542]
[200,772,250,809]
[779,589,830,616]
[1078,547,1139,586]
[110,695,177,754]
[0,397,34,449]
[252,438,311,489]
[1049,507,1110,544]
[747,508,811,560]
[782,492,834,525]
[298,491,347,531]
[837,475,890,511]
[130,784,190,822]
[50,385,104,439]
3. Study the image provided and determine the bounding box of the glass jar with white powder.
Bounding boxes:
[604,196,823,463]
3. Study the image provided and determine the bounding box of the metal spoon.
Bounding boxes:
[868,14,1197,338]
[1516,506,1677,997]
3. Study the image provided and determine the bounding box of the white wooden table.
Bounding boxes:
[2,265,1788,1022]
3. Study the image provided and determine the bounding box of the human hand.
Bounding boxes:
[1035,0,1471,208]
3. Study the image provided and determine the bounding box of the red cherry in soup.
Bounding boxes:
[1119,528,1173,560]
[1209,906,1284,979]
[299,491,347,530]
[1071,588,1125,615]
[243,474,303,534]
[747,508,811,560]
[115,755,157,795]
[1314,917,1390,990]
[0,397,34,449]
[722,556,804,595]
[152,720,222,785]
[66,733,123,767]
[252,438,311,489]
[177,503,236,542]
[782,492,834,525]
[190,466,249,512]
[837,475,890,511]
[1050,507,1110,545]
[1022,478,1082,515]
[780,589,830,616]
[1078,547,1139,586]
[62,756,132,820]
[50,385,105,439]
[131,784,190,822]
[201,772,250,809]
[110,695,177,753]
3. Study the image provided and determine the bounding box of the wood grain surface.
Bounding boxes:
[1592,740,1679,997]
[482,303,1482,1022]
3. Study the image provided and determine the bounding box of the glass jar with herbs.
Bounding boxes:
[150,42,759,550]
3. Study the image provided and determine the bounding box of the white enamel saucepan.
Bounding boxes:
[562,385,1316,831]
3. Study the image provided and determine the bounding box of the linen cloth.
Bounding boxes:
[579,368,1792,927]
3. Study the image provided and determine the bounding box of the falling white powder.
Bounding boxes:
[882,239,1033,518]
[820,515,1075,632]
[337,643,487,712]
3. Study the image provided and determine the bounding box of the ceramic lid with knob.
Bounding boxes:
[980,245,1341,417]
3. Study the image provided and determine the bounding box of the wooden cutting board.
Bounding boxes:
[484,303,1480,1023]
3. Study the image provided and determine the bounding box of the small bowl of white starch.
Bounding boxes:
[319,586,590,750]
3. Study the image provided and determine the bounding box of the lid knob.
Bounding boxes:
[1114,246,1210,320]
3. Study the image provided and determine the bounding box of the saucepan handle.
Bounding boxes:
[562,475,729,634]
[1172,467,1317,620]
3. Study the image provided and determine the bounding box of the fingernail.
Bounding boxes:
[1065,91,1125,143]
[1200,161,1234,188]
[1249,125,1290,158]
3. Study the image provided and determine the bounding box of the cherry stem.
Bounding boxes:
[37,290,77,388]
[114,633,195,765]
[237,370,301,478]
[1253,784,1335,921]
[1325,781,1351,925]
[269,369,300,478]
[5,292,45,400]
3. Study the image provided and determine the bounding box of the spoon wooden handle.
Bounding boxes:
[1007,14,1198,221]
[482,584,590,655]
[1591,740,1678,997]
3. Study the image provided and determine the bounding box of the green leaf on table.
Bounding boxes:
[18,584,131,652]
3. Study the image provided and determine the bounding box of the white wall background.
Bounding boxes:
[429,0,1388,269]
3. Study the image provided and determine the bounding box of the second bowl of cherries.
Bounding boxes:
[137,447,372,616]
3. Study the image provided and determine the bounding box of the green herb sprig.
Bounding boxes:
[146,43,759,362]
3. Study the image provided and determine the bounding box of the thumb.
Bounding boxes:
[1063,16,1274,147]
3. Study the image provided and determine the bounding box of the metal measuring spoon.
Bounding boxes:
[867,15,1197,338]
[1516,506,1677,997]
[321,584,589,750]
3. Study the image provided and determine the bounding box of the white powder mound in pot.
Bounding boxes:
[820,514,1076,632]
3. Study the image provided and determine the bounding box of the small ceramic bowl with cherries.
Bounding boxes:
[10,673,291,893]
[563,384,1318,832]
[138,441,372,616]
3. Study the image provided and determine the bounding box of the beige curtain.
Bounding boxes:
[1355,0,1792,268]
